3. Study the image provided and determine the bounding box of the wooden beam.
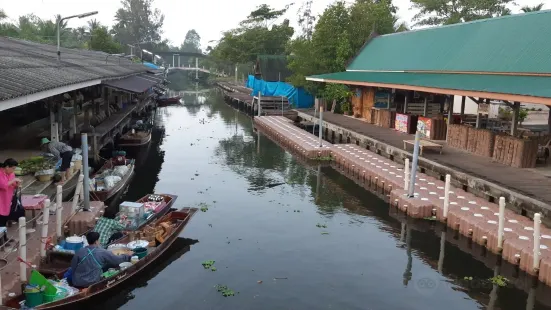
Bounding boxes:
[468,96,482,104]
[320,79,551,107]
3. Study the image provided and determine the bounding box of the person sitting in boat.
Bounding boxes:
[70,231,131,288]
[40,138,74,183]
[93,216,127,247]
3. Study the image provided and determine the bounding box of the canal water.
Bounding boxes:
[95,87,551,310]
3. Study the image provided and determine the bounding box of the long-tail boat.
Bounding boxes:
[5,207,198,309]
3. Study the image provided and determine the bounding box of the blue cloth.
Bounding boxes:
[246,75,314,108]
[143,62,160,69]
[64,267,73,282]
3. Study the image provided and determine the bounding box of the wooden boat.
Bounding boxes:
[6,208,198,309]
[117,129,152,147]
[157,96,181,107]
[113,194,177,233]
[89,159,135,203]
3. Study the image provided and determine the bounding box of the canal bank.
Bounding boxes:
[296,109,551,222]
[90,87,551,310]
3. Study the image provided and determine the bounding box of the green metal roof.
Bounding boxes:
[308,72,551,99]
[347,10,551,74]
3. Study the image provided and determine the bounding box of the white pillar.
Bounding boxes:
[258,91,262,117]
[497,197,505,250]
[404,158,410,191]
[443,174,451,218]
[72,174,84,212]
[81,133,90,210]
[533,213,542,272]
[195,57,199,80]
[18,217,27,282]
[40,199,51,258]
[318,105,324,147]
[408,131,421,197]
[56,185,63,239]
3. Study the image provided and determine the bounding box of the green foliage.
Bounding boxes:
[521,3,544,13]
[410,0,514,26]
[89,26,123,53]
[181,29,201,53]
[112,0,165,45]
[489,275,508,287]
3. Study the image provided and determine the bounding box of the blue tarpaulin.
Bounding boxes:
[143,62,160,69]
[246,75,314,109]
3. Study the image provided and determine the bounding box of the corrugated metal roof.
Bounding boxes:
[103,74,159,93]
[309,71,551,99]
[0,36,150,102]
[348,10,551,74]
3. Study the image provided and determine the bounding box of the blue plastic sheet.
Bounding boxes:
[246,75,314,108]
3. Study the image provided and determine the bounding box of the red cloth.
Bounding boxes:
[0,170,16,216]
[22,195,47,210]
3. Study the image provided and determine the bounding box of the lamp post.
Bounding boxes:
[57,11,98,62]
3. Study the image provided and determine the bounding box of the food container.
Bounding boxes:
[132,247,147,259]
[131,256,139,264]
[119,202,145,219]
[119,262,133,270]
[64,236,84,251]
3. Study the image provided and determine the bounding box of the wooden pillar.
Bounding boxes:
[460,96,466,118]
[423,97,428,117]
[447,95,454,125]
[511,101,520,136]
[104,88,110,117]
[56,101,63,141]
[48,99,58,142]
[69,92,77,139]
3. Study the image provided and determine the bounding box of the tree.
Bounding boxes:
[180,29,201,53]
[410,0,514,26]
[521,3,544,12]
[241,3,292,27]
[89,26,122,53]
[112,0,164,45]
[87,19,101,31]
[297,0,316,40]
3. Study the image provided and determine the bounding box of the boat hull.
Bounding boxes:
[7,208,198,309]
[89,161,135,203]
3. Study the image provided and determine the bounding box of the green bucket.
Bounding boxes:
[132,247,147,259]
[25,288,44,307]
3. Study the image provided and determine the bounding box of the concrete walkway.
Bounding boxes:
[297,109,551,215]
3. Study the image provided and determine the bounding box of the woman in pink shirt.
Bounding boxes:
[0,159,21,227]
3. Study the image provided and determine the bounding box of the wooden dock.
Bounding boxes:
[254,116,332,159]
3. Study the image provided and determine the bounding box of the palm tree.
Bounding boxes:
[87,18,100,31]
[521,3,544,13]
[0,9,7,21]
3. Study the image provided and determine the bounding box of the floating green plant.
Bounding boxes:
[316,223,327,228]
[211,267,217,272]
[199,202,210,212]
[316,156,332,161]
[321,231,329,235]
[423,216,437,221]
[489,275,508,287]
[202,260,215,269]
[463,276,473,281]
[216,284,235,297]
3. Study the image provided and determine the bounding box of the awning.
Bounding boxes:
[102,74,160,93]
[306,71,551,105]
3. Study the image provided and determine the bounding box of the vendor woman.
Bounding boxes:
[70,231,131,288]
[0,159,21,227]
[40,138,73,183]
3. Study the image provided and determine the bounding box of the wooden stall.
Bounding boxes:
[373,109,395,129]
[466,127,495,157]
[417,116,447,140]
[493,135,538,168]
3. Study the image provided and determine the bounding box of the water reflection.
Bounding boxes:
[97,89,551,310]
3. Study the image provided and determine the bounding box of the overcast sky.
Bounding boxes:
[1,0,547,49]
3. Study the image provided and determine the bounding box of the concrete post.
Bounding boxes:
[57,102,63,140]
[498,197,505,250]
[81,133,90,211]
[195,57,199,80]
[407,131,421,197]
[56,185,63,239]
[534,213,542,272]
[40,199,51,258]
[18,217,27,282]
[319,105,324,147]
[403,95,408,114]
[443,174,451,218]
[404,158,410,191]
